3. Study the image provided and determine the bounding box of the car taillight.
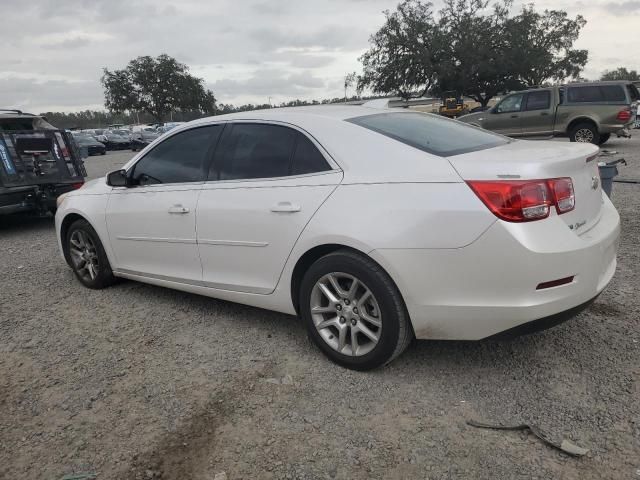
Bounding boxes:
[616,109,632,122]
[71,182,84,190]
[467,178,574,222]
[548,177,575,213]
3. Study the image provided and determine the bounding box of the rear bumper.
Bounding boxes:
[0,184,77,215]
[370,195,620,340]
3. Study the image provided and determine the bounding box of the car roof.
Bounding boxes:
[564,80,633,87]
[192,105,387,124]
[0,111,42,120]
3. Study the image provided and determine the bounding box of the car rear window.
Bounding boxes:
[346,112,509,157]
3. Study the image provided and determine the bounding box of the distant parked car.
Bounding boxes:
[98,132,131,150]
[459,81,639,145]
[72,133,106,156]
[130,129,160,151]
[55,106,619,370]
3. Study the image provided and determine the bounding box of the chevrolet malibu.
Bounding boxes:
[55,106,620,370]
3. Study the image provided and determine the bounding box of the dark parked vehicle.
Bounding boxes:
[72,133,106,156]
[460,81,639,145]
[99,132,131,150]
[0,110,86,216]
[130,129,160,151]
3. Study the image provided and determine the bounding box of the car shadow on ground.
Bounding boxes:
[106,275,569,374]
[0,214,55,234]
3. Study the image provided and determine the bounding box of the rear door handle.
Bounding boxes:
[540,112,549,116]
[510,114,519,118]
[270,201,301,213]
[168,205,190,214]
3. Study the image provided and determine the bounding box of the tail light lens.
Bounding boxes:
[71,182,85,190]
[467,178,574,222]
[616,109,632,122]
[548,178,575,213]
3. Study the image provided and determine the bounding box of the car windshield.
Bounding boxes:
[347,112,509,157]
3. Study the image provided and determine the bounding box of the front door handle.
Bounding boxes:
[270,201,301,213]
[540,112,549,116]
[168,205,190,214]
[510,114,519,118]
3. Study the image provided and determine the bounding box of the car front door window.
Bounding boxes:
[132,125,222,185]
[496,94,524,113]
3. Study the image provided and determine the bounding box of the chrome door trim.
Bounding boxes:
[113,268,272,295]
[116,236,197,244]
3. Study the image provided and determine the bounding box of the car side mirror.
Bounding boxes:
[106,169,129,187]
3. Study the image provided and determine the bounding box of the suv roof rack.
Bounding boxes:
[0,108,37,116]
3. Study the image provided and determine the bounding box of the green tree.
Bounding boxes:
[359,1,588,106]
[101,54,216,122]
[507,5,588,87]
[358,0,443,99]
[436,0,518,107]
[601,67,640,81]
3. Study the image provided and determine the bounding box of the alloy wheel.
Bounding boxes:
[69,230,100,282]
[310,272,382,356]
[575,128,594,143]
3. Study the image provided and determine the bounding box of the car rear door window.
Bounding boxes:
[211,124,298,180]
[132,125,222,185]
[291,133,330,175]
[525,90,551,110]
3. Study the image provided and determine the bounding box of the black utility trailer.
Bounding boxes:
[0,110,86,216]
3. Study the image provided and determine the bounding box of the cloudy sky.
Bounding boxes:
[0,0,638,113]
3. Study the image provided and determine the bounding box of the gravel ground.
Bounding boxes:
[1,138,639,480]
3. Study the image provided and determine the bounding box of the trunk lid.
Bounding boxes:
[448,139,603,233]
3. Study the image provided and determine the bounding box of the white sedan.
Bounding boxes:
[55,106,620,370]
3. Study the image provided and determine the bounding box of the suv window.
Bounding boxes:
[495,94,524,113]
[211,123,298,181]
[525,90,551,111]
[628,84,640,102]
[601,85,626,101]
[347,112,508,157]
[566,85,628,103]
[132,125,222,185]
[291,134,330,175]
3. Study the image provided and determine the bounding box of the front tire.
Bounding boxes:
[569,122,600,144]
[299,249,413,370]
[66,219,116,289]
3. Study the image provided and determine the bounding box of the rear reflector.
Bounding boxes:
[467,178,574,222]
[616,109,632,122]
[536,276,574,290]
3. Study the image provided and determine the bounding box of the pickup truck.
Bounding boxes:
[0,110,86,216]
[459,81,639,145]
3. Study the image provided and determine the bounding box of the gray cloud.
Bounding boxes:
[605,0,640,15]
[0,0,637,112]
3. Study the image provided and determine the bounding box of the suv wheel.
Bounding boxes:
[66,219,116,289]
[299,249,413,370]
[570,122,600,144]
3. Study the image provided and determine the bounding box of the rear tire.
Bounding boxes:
[569,122,600,144]
[598,133,611,146]
[299,249,413,370]
[66,219,116,289]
